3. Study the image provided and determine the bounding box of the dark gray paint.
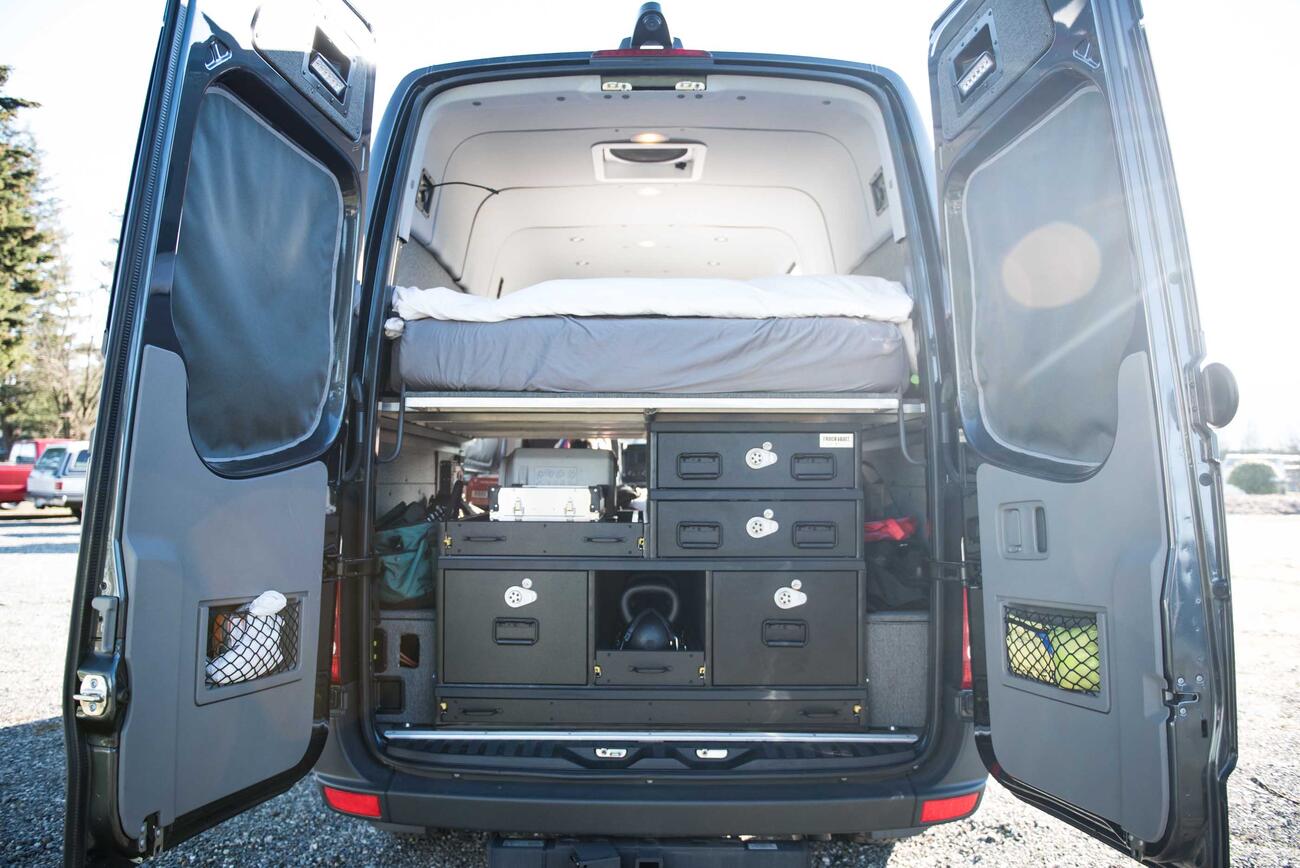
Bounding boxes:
[393,239,459,290]
[977,353,1169,841]
[396,316,909,394]
[170,89,342,463]
[117,348,324,833]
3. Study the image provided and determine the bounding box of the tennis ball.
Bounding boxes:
[1007,622,1055,681]
[1050,624,1100,692]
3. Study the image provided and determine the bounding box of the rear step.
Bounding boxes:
[489,836,808,867]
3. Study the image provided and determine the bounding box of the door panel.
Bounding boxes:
[930,0,1235,863]
[117,348,325,833]
[65,0,374,861]
[979,354,1167,842]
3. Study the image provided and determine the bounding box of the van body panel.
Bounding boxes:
[63,0,375,861]
[930,0,1236,863]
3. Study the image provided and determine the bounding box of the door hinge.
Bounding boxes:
[325,553,380,579]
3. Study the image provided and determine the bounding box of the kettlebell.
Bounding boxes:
[617,583,683,652]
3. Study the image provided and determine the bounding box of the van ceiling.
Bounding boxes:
[399,74,904,296]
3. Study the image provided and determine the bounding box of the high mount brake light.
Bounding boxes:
[591,48,712,58]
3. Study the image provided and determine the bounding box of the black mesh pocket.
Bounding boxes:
[205,598,301,687]
[1004,606,1100,695]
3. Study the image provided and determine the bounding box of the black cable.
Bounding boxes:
[425,180,501,196]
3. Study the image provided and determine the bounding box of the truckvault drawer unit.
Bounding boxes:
[440,569,588,685]
[711,571,860,686]
[654,496,862,559]
[655,429,860,489]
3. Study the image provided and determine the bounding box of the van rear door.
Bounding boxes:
[928,1,1237,864]
[63,1,374,861]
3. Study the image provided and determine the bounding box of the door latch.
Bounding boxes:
[73,673,109,718]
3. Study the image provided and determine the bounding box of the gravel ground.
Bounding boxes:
[2,505,1297,866]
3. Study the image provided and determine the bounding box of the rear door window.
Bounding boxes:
[8,442,36,464]
[34,447,66,474]
[69,450,91,474]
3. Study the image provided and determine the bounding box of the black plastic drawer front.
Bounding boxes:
[594,650,706,686]
[441,570,588,685]
[712,571,860,686]
[437,696,865,729]
[444,521,642,557]
[656,431,859,489]
[655,499,860,558]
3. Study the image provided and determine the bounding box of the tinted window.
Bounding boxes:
[70,450,91,473]
[958,88,1139,466]
[34,447,66,473]
[170,89,345,465]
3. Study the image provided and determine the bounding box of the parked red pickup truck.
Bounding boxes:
[0,439,73,505]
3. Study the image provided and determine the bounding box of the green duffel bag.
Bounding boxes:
[374,518,437,608]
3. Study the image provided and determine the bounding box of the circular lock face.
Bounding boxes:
[791,579,802,590]
[763,508,774,519]
[522,578,533,589]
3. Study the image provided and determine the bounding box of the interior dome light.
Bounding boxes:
[631,131,668,143]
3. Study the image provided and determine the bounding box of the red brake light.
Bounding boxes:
[591,48,712,58]
[322,786,381,818]
[961,587,973,690]
[330,582,343,684]
[920,791,981,824]
[55,481,63,491]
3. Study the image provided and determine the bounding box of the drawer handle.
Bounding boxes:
[630,665,672,674]
[791,453,836,480]
[763,619,808,647]
[792,521,838,548]
[677,452,722,480]
[583,535,627,544]
[799,707,843,719]
[464,534,507,543]
[677,521,722,549]
[493,617,538,645]
[459,707,502,718]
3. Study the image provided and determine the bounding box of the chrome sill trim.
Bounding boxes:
[382,728,919,745]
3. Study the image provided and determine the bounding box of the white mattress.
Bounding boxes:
[388,274,913,325]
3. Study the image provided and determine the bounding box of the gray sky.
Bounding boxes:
[1,0,1295,449]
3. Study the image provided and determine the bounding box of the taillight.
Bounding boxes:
[55,481,63,491]
[330,582,343,684]
[920,791,981,824]
[321,785,381,818]
[961,587,973,690]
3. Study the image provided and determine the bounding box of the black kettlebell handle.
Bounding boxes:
[620,583,680,624]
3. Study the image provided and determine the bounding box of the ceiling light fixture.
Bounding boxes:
[631,131,668,144]
[637,240,657,248]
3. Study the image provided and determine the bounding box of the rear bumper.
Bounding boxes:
[315,713,987,836]
[25,492,67,508]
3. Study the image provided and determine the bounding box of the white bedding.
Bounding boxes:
[388,275,913,326]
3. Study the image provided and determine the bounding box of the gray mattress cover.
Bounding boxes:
[396,316,909,393]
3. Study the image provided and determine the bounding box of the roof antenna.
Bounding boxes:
[621,3,683,49]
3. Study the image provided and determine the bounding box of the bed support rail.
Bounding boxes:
[897,391,925,465]
[376,382,406,464]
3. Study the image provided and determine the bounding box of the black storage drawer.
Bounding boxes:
[437,695,864,729]
[655,498,861,558]
[441,570,588,685]
[594,650,706,686]
[712,571,860,686]
[443,521,643,557]
[656,430,859,489]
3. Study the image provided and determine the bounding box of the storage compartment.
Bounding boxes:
[373,608,437,725]
[440,570,588,685]
[593,571,706,686]
[503,447,615,489]
[656,430,860,489]
[865,610,928,728]
[442,520,643,557]
[712,571,860,686]
[655,497,861,558]
[594,650,706,686]
[437,694,865,729]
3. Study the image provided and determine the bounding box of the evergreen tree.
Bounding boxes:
[0,65,60,446]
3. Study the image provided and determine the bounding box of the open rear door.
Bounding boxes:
[929,1,1237,864]
[63,1,374,861]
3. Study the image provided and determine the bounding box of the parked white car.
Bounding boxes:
[25,440,90,520]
